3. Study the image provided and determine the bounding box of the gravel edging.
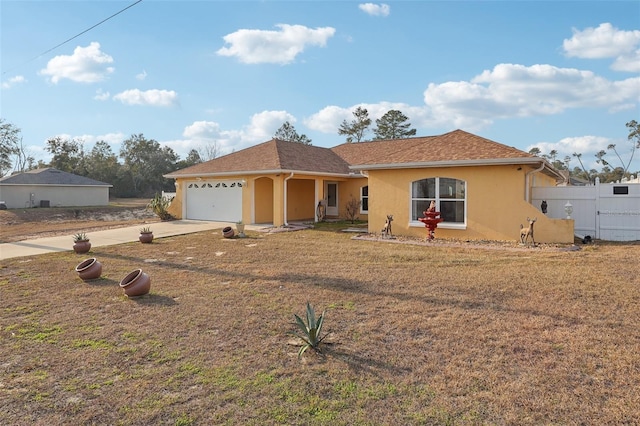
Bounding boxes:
[351,234,582,252]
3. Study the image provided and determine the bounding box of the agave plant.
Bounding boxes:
[293,302,328,358]
[73,232,88,242]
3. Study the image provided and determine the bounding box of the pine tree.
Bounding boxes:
[373,110,416,140]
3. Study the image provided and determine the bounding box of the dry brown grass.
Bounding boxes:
[0,200,157,243]
[1,229,639,425]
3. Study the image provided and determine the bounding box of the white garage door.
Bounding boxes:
[185,181,242,222]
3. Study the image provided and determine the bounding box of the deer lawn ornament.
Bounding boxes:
[520,217,537,245]
[381,215,393,238]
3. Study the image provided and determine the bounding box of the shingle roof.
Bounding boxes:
[166,130,558,178]
[331,129,535,167]
[0,168,111,186]
[166,139,352,177]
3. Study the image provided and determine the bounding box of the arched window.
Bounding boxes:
[411,177,466,224]
[360,186,369,213]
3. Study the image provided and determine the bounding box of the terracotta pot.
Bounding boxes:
[222,226,235,238]
[119,269,151,297]
[73,240,91,254]
[139,232,154,243]
[75,258,102,281]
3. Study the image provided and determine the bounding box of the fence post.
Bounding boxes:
[595,177,600,239]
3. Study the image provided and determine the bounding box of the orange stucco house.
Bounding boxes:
[164,129,574,243]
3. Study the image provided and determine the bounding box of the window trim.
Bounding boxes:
[409,177,467,229]
[360,185,369,214]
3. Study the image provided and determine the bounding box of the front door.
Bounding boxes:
[326,182,338,216]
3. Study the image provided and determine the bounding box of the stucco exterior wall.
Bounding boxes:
[167,182,183,218]
[335,177,368,222]
[367,165,572,243]
[287,179,315,221]
[0,185,109,209]
[253,177,274,224]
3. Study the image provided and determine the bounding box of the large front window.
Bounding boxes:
[411,177,466,224]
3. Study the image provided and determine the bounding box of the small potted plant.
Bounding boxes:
[222,226,235,238]
[236,220,245,237]
[73,232,91,254]
[139,226,154,243]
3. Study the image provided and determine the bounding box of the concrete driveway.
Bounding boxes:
[0,220,260,260]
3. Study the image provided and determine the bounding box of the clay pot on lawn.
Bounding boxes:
[139,231,154,244]
[75,258,102,281]
[73,240,91,254]
[222,226,235,238]
[119,269,151,297]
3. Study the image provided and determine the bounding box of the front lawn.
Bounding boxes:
[1,230,638,425]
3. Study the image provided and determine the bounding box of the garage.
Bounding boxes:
[185,180,242,222]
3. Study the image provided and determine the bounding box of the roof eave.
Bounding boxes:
[349,157,565,182]
[349,157,549,170]
[164,169,357,179]
[0,183,112,187]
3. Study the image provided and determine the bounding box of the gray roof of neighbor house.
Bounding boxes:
[165,129,563,180]
[0,168,112,186]
[165,138,353,178]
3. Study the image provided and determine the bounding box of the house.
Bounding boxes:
[164,129,574,243]
[0,168,112,209]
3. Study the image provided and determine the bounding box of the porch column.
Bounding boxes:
[272,175,285,227]
[314,178,323,222]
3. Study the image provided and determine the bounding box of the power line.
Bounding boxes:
[2,0,143,76]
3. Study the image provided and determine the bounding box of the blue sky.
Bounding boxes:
[1,0,639,173]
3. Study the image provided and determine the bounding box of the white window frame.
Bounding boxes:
[360,185,369,214]
[409,177,467,230]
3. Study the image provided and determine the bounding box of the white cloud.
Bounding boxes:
[304,63,639,135]
[39,42,114,84]
[164,120,239,156]
[244,110,295,141]
[528,135,616,170]
[305,102,426,133]
[612,49,640,73]
[163,111,298,158]
[563,23,640,72]
[1,75,26,89]
[94,89,111,101]
[422,63,640,129]
[358,3,390,17]
[112,89,178,107]
[136,70,147,81]
[216,24,336,64]
[183,120,223,140]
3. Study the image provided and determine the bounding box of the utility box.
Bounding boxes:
[40,200,50,208]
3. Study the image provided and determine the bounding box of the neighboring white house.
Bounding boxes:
[0,168,112,209]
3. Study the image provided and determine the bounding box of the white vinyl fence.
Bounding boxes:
[161,191,176,201]
[532,177,640,241]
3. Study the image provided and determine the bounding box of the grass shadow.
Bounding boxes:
[84,277,118,286]
[127,293,178,306]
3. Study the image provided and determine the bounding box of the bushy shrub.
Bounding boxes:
[345,196,361,223]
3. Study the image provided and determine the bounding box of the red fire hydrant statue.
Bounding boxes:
[418,201,443,240]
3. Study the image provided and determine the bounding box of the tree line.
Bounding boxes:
[1,119,208,198]
[529,120,639,184]
[3,114,636,196]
